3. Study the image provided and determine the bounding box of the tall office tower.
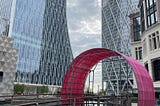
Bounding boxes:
[0,0,13,36]
[9,0,73,86]
[38,0,73,85]
[130,0,160,98]
[102,0,138,95]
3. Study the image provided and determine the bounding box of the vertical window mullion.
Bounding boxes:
[156,33,159,48]
[135,48,138,60]
[149,35,152,50]
[139,47,142,60]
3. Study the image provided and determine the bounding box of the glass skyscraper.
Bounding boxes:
[102,0,138,95]
[1,0,73,86]
[38,0,73,85]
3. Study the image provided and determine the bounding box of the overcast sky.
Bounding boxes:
[67,0,102,92]
[67,0,101,57]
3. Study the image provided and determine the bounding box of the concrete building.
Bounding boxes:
[130,0,160,97]
[0,0,73,93]
[12,0,73,87]
[0,35,18,95]
[102,0,138,95]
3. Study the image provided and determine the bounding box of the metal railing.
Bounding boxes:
[0,94,134,106]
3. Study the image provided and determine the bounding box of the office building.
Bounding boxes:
[102,0,138,95]
[38,0,73,85]
[0,35,18,96]
[0,0,73,89]
[130,0,160,98]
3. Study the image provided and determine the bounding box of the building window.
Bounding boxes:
[145,0,157,27]
[140,3,145,32]
[152,59,160,81]
[0,72,3,82]
[133,16,141,41]
[149,31,160,51]
[157,31,160,48]
[135,47,142,60]
[139,47,142,60]
[135,48,138,60]
[153,33,157,49]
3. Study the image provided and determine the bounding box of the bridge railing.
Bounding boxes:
[0,94,133,106]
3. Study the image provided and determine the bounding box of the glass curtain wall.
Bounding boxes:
[10,0,73,86]
[102,0,138,95]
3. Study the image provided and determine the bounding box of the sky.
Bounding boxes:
[67,0,102,92]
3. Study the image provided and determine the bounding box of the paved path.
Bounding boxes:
[132,103,137,106]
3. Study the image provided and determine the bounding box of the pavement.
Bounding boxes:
[132,103,137,106]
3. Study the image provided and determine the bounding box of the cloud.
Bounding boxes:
[69,32,101,56]
[67,1,78,7]
[67,0,100,17]
[97,0,101,7]
[67,0,102,93]
[67,0,101,57]
[69,19,101,35]
[67,0,101,35]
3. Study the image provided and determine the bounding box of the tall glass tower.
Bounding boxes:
[102,0,138,95]
[38,0,73,85]
[7,0,73,86]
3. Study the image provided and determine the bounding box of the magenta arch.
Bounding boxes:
[61,48,155,106]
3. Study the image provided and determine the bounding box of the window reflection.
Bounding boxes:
[140,4,145,32]
[145,0,157,27]
[149,32,160,51]
[135,47,142,60]
[133,16,141,41]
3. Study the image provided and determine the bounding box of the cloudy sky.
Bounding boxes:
[67,0,101,57]
[67,0,102,92]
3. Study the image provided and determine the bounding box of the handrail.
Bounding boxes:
[17,94,133,106]
[0,93,133,105]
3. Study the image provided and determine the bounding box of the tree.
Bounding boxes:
[37,86,49,94]
[98,89,106,95]
[84,87,93,95]
[14,84,26,94]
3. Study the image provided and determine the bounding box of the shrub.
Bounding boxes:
[14,84,26,94]
[131,97,138,103]
[37,86,49,94]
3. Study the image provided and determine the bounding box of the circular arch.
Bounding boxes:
[61,48,155,106]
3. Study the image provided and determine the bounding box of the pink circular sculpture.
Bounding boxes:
[61,48,155,106]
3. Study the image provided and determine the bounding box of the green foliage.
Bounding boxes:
[37,86,49,94]
[14,84,26,94]
[84,87,93,94]
[98,89,106,95]
[131,97,138,103]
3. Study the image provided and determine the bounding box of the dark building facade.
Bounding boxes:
[8,0,73,86]
[38,0,73,85]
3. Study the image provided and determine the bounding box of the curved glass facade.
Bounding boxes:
[10,0,73,86]
[102,0,138,95]
[38,0,73,85]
